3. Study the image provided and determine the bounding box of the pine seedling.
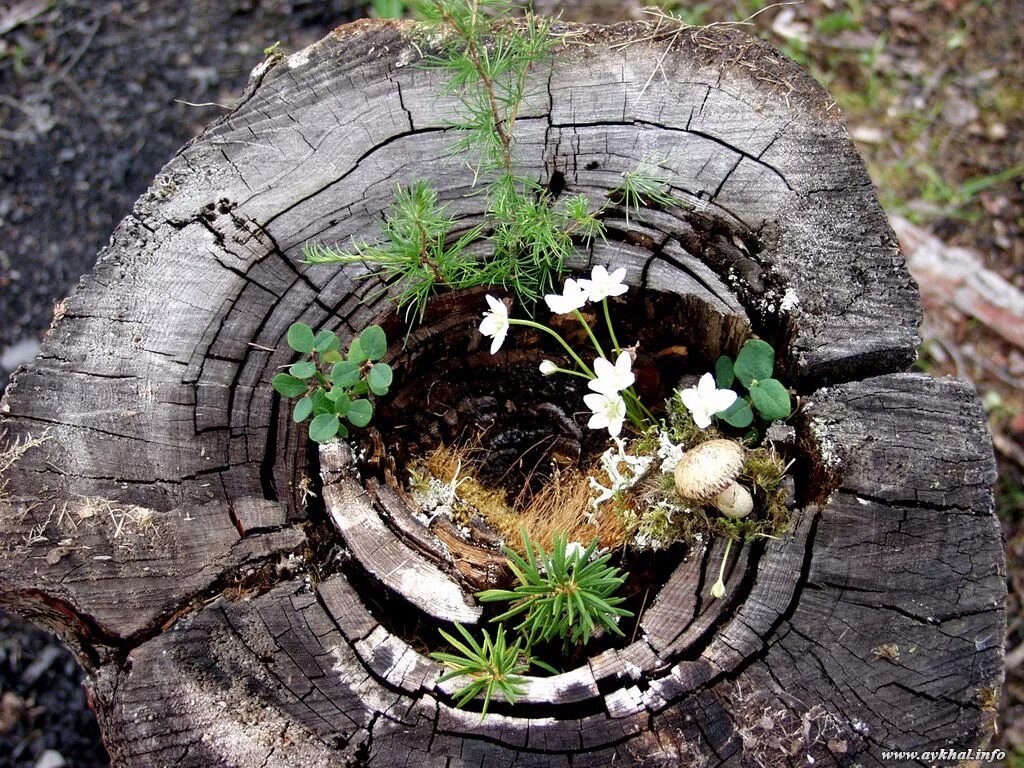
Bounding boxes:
[430,622,529,717]
[304,183,483,324]
[477,530,633,648]
[610,161,680,225]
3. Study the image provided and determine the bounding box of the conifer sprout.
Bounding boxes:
[302,0,681,327]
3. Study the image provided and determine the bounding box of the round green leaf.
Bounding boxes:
[347,398,373,428]
[329,391,351,415]
[749,378,791,421]
[733,339,775,388]
[720,398,754,428]
[359,325,388,361]
[331,360,361,388]
[715,355,735,389]
[287,323,316,354]
[310,389,329,414]
[308,413,340,443]
[292,396,313,422]
[289,361,317,379]
[272,373,308,399]
[368,363,393,396]
[314,329,340,353]
[321,349,343,365]
[347,337,368,364]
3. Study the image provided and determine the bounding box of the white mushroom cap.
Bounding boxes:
[674,439,754,519]
[673,439,745,503]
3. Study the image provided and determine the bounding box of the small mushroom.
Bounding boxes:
[673,439,753,518]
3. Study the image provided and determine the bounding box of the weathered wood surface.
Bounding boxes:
[0,19,1003,766]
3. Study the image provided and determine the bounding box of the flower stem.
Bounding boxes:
[602,299,621,356]
[623,388,656,423]
[573,309,606,359]
[509,319,594,377]
[710,538,733,600]
[548,366,590,379]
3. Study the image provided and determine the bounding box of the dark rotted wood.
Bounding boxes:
[0,18,1001,767]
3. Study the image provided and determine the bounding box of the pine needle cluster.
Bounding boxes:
[303,0,683,325]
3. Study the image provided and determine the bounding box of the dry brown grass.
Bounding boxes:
[418,442,628,553]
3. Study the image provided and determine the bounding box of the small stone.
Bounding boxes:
[940,90,980,128]
[35,750,66,768]
[850,125,884,144]
[987,122,1008,141]
[45,547,71,566]
[0,337,41,371]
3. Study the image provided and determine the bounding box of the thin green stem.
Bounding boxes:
[546,365,590,379]
[572,309,606,359]
[508,319,594,377]
[711,537,733,599]
[623,388,655,423]
[602,299,621,355]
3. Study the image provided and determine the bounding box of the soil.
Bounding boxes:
[2,0,1023,764]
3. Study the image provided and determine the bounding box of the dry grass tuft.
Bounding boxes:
[417,442,627,553]
[0,429,52,499]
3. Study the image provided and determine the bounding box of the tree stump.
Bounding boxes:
[0,19,1005,767]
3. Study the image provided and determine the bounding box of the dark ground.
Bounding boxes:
[1,1,1022,766]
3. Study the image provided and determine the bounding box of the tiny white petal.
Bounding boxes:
[678,372,735,430]
[588,351,635,396]
[544,278,590,315]
[585,391,626,437]
[478,294,510,354]
[708,388,738,414]
[539,360,557,375]
[579,264,629,302]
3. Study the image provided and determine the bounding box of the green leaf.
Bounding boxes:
[749,378,791,421]
[733,339,775,387]
[310,389,329,414]
[287,323,316,354]
[347,337,368,364]
[314,329,340,353]
[272,373,308,399]
[292,396,313,422]
[338,422,349,439]
[347,399,373,427]
[331,360,361,388]
[359,325,388,361]
[351,380,369,396]
[289,361,317,379]
[321,350,343,364]
[308,413,340,442]
[720,398,754,428]
[368,363,393,396]
[330,392,351,415]
[715,355,735,389]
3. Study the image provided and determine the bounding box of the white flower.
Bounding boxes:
[544,277,589,315]
[479,294,509,354]
[579,265,628,302]
[539,360,557,376]
[564,541,587,562]
[588,351,635,396]
[678,372,737,430]
[584,391,627,437]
